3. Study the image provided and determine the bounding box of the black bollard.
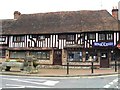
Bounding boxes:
[91,61,94,74]
[115,60,117,72]
[67,62,69,75]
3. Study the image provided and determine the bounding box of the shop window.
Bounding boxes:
[13,36,25,42]
[85,51,98,61]
[10,51,26,59]
[0,50,6,58]
[68,51,82,62]
[30,51,50,60]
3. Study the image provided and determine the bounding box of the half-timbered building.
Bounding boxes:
[0,9,120,68]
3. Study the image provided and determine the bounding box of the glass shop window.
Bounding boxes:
[68,51,82,62]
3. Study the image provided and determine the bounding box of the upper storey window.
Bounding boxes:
[88,33,95,40]
[106,33,113,40]
[99,34,105,41]
[99,33,113,41]
[37,35,45,40]
[0,36,6,42]
[13,36,25,42]
[58,35,66,39]
[66,34,75,41]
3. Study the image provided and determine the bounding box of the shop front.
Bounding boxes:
[63,44,100,68]
[93,41,114,68]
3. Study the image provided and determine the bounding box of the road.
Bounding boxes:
[0,74,119,89]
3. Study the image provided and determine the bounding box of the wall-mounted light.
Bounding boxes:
[111,50,113,54]
[86,51,88,54]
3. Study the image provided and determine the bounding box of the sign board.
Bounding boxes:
[94,42,114,47]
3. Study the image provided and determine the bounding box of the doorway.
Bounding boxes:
[100,52,109,68]
[53,50,62,65]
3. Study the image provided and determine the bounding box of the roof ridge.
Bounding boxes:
[20,9,108,16]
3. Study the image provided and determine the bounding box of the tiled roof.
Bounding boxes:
[1,10,119,35]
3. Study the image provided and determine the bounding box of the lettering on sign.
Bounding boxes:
[94,42,114,47]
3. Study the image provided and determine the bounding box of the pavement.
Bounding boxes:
[0,67,119,77]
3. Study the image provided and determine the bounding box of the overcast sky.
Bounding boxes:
[0,0,119,19]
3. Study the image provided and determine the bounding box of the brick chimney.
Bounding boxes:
[112,7,118,20]
[14,11,21,19]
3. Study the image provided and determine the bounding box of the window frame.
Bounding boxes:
[66,34,75,41]
[0,50,6,58]
[88,33,96,40]
[37,35,45,41]
[58,34,66,39]
[30,51,50,60]
[0,36,6,42]
[99,33,113,41]
[13,36,25,42]
[106,33,113,41]
[99,33,106,41]
[9,51,26,59]
[68,51,83,62]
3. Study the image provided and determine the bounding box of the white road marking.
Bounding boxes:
[6,84,50,88]
[43,81,59,86]
[104,78,118,88]
[82,74,119,79]
[6,84,25,88]
[104,84,111,88]
[109,82,114,85]
[113,78,118,83]
[3,78,59,86]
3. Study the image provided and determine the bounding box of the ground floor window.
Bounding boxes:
[68,51,82,62]
[0,50,6,58]
[10,51,26,59]
[85,50,98,61]
[29,51,50,60]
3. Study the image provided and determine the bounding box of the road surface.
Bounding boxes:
[0,74,119,89]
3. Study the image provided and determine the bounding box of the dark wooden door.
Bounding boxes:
[100,52,109,68]
[53,50,62,65]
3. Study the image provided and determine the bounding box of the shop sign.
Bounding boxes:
[94,42,114,47]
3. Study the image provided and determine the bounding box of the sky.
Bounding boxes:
[0,0,119,19]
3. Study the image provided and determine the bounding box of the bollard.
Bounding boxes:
[115,60,117,72]
[91,61,94,74]
[67,62,69,75]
